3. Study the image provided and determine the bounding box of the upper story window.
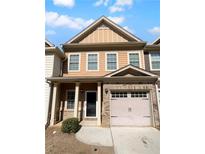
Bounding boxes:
[68,54,80,71]
[128,52,140,67]
[87,53,99,71]
[150,52,160,70]
[106,53,118,71]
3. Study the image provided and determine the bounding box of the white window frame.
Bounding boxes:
[105,52,119,71]
[127,51,141,68]
[68,53,81,72]
[86,52,99,71]
[65,89,75,111]
[149,52,160,71]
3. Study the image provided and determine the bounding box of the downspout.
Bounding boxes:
[60,57,67,77]
[60,44,67,77]
[45,81,54,129]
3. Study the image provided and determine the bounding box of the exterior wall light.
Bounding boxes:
[105,88,108,94]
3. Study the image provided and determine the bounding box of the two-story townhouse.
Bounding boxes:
[45,39,65,127]
[46,16,160,129]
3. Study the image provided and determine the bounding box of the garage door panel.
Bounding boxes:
[110,91,152,126]
[111,116,152,126]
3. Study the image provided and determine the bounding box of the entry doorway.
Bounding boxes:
[85,91,97,117]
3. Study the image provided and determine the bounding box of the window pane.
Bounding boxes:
[151,53,160,69]
[152,61,160,69]
[88,62,97,70]
[70,55,79,62]
[107,62,116,70]
[130,61,139,67]
[69,55,79,70]
[107,54,116,62]
[88,54,98,70]
[67,91,75,109]
[129,53,139,67]
[88,54,97,62]
[107,54,117,70]
[69,63,79,70]
[151,53,160,61]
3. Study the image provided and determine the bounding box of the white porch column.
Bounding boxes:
[74,82,80,118]
[50,83,59,126]
[97,82,101,126]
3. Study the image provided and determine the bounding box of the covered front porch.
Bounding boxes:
[46,65,160,128]
[48,81,102,127]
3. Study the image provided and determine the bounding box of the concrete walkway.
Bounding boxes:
[75,126,160,154]
[75,126,113,147]
[111,127,160,154]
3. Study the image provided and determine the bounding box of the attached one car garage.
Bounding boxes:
[110,91,152,126]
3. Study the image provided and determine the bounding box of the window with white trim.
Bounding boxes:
[69,54,79,71]
[129,53,139,67]
[150,53,160,70]
[107,53,117,70]
[87,53,98,70]
[67,91,75,109]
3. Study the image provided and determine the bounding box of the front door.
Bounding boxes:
[85,91,97,117]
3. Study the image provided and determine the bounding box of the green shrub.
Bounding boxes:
[61,118,81,133]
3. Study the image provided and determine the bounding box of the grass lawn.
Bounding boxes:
[46,126,114,154]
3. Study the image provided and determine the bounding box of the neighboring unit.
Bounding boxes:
[46,16,160,129]
[144,37,160,110]
[45,39,65,127]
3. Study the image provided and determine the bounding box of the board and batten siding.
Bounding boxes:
[80,27,128,43]
[63,50,145,77]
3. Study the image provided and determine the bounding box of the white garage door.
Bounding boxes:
[110,91,152,126]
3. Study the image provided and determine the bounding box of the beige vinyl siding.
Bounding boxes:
[45,54,62,124]
[45,83,50,123]
[80,28,128,43]
[45,55,54,124]
[45,55,54,77]
[64,50,145,77]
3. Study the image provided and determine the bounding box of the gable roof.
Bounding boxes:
[104,64,158,77]
[152,37,160,45]
[45,39,54,47]
[64,16,143,44]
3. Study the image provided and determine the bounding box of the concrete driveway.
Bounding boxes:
[111,127,160,154]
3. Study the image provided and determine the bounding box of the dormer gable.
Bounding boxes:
[104,65,157,77]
